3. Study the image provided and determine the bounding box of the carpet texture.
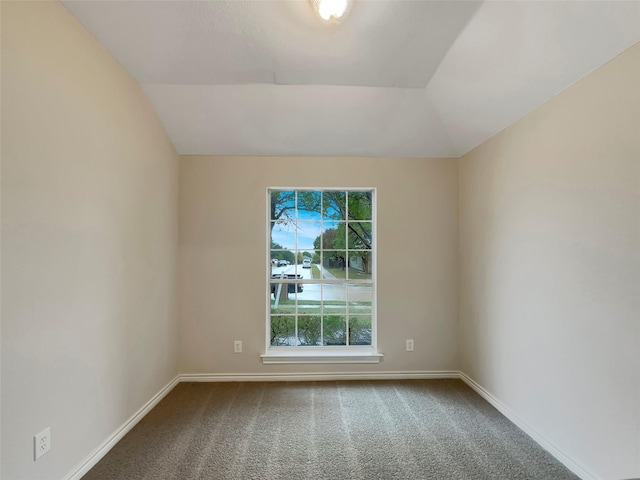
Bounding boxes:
[82,380,578,479]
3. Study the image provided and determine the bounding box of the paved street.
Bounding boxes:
[271,263,371,303]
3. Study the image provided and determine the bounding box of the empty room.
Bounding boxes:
[1,1,638,479]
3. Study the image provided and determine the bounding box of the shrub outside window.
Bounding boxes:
[268,189,376,351]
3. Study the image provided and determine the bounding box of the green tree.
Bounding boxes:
[270,191,296,229]
[270,241,295,264]
[270,190,321,232]
[313,227,345,269]
[323,192,372,273]
[313,227,338,250]
[273,190,372,273]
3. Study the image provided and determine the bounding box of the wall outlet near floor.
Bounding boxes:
[234,340,242,353]
[34,427,51,461]
[406,339,414,352]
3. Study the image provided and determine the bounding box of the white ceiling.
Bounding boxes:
[62,0,639,158]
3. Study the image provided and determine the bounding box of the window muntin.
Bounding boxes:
[268,189,375,350]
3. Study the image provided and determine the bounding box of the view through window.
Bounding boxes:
[268,189,375,349]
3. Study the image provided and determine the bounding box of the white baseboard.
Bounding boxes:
[458,372,600,480]
[64,376,180,480]
[178,370,460,382]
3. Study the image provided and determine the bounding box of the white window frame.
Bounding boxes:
[261,188,382,364]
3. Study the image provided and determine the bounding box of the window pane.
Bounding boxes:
[297,281,321,315]
[270,316,295,346]
[321,221,345,249]
[270,281,301,308]
[348,284,372,314]
[297,191,322,220]
[347,191,372,221]
[294,250,315,276]
[321,250,347,279]
[347,222,372,250]
[298,316,322,346]
[271,250,295,271]
[271,221,296,250]
[270,284,296,314]
[271,191,296,221]
[323,283,346,314]
[322,283,347,302]
[349,316,372,346]
[323,191,346,220]
[347,252,372,280]
[297,221,321,250]
[310,258,321,278]
[323,315,346,346]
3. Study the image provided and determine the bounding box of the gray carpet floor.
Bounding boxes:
[82,379,578,479]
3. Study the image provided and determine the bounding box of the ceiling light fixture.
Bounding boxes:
[311,0,352,24]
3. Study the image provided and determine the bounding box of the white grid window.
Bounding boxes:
[267,189,376,351]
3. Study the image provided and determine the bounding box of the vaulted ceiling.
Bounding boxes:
[62,0,639,158]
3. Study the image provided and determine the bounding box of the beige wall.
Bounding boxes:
[179,156,459,374]
[1,2,179,479]
[459,44,640,479]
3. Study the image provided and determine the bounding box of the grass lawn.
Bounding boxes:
[324,267,371,280]
[271,298,371,314]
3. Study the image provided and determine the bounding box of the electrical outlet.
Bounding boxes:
[34,427,51,461]
[406,339,414,352]
[234,340,242,353]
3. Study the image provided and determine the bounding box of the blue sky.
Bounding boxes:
[271,220,320,250]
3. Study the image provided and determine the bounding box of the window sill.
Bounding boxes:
[260,350,383,365]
